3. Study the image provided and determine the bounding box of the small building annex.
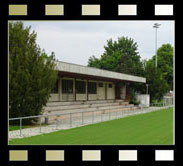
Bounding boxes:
[49,61,146,102]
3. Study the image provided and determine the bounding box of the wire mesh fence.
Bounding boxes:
[9,101,173,140]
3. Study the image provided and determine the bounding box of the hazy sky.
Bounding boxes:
[23,21,174,66]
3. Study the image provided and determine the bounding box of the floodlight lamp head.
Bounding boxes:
[153,23,161,28]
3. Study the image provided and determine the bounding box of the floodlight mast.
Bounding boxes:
[146,84,149,94]
[153,23,161,68]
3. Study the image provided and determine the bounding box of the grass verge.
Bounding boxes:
[9,107,173,145]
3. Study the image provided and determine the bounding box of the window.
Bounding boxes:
[108,84,112,88]
[76,81,86,94]
[88,82,97,94]
[98,83,103,87]
[62,79,73,93]
[52,79,59,93]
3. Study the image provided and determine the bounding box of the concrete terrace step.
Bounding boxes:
[85,99,124,104]
[46,101,84,107]
[44,101,129,112]
[43,105,140,123]
[46,99,124,107]
[44,104,135,115]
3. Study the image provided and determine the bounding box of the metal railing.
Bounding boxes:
[9,102,173,139]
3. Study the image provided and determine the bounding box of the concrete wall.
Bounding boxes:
[136,94,150,107]
[55,61,146,83]
[88,94,97,100]
[49,77,116,101]
[49,94,59,101]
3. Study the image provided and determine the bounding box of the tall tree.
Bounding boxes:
[88,37,145,101]
[157,44,173,90]
[144,44,173,101]
[88,37,144,77]
[9,22,58,120]
[145,60,169,101]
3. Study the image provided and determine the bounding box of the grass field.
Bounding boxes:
[9,107,173,145]
[9,126,23,131]
[9,124,48,131]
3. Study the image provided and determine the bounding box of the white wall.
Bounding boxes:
[136,94,150,107]
[49,94,59,101]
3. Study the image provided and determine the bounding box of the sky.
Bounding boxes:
[23,21,174,66]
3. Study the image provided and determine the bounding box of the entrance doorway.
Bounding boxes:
[105,83,107,100]
[115,85,121,99]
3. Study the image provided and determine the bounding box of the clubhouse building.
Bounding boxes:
[49,61,146,102]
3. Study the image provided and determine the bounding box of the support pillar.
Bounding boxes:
[74,78,76,101]
[87,79,89,101]
[58,78,62,101]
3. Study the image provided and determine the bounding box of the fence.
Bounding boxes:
[9,101,173,139]
[163,96,173,106]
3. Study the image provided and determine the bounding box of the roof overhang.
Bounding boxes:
[55,61,146,83]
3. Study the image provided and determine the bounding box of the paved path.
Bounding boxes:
[9,106,172,140]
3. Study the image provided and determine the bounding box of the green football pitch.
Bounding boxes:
[9,107,173,145]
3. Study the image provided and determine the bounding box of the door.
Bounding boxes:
[105,83,107,100]
[98,82,105,99]
[115,85,121,99]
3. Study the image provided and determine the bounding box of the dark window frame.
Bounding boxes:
[76,81,86,94]
[88,82,97,94]
[108,84,112,88]
[62,79,73,94]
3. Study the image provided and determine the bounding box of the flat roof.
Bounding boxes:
[55,61,146,83]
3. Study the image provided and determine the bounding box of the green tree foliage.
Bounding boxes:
[145,61,169,101]
[145,44,173,101]
[88,37,144,77]
[157,44,173,90]
[9,22,58,121]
